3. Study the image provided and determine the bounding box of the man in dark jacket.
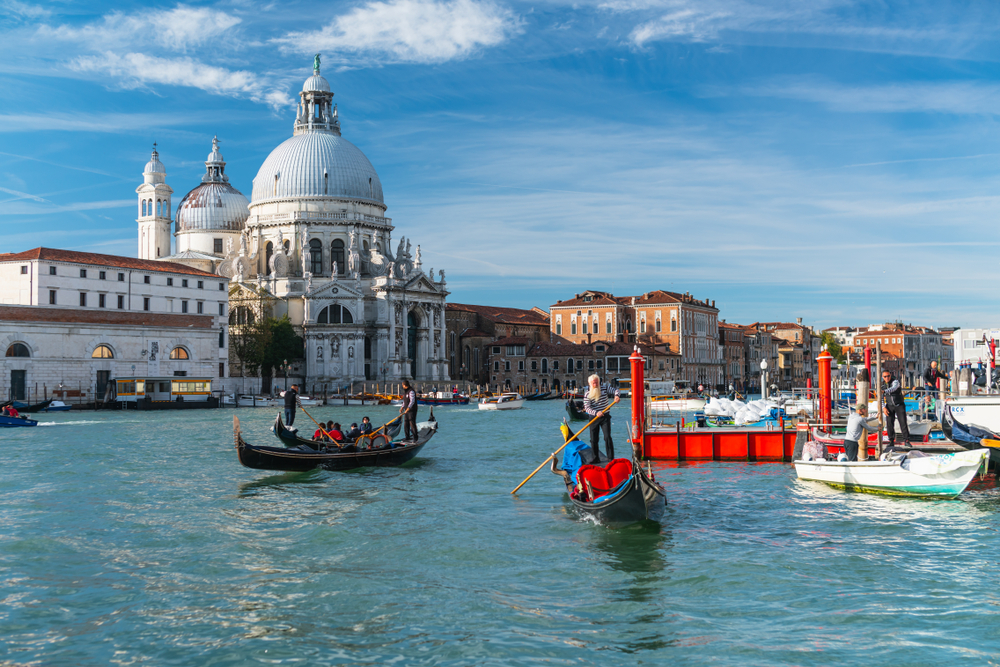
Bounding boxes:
[399,380,418,441]
[283,384,299,428]
[881,371,910,446]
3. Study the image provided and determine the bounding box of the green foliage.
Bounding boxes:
[820,332,845,362]
[260,315,304,377]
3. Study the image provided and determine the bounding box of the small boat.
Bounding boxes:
[234,414,436,472]
[12,399,53,412]
[946,395,1000,433]
[565,398,587,421]
[649,396,707,412]
[811,427,881,459]
[525,391,553,401]
[0,414,38,427]
[40,400,71,412]
[272,413,402,448]
[478,393,524,411]
[417,394,470,406]
[794,448,988,498]
[551,446,665,525]
[236,395,274,407]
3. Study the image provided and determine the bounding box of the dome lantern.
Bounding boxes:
[294,54,340,137]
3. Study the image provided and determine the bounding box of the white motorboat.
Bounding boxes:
[649,396,707,412]
[794,448,988,498]
[946,395,1000,433]
[478,393,524,411]
[236,394,274,407]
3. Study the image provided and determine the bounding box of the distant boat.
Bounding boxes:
[478,393,524,411]
[0,414,38,428]
[41,400,72,412]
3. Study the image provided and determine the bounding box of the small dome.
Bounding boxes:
[176,182,249,233]
[251,132,383,205]
[303,74,330,93]
[144,148,165,175]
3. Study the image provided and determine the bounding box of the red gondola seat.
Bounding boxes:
[575,459,634,501]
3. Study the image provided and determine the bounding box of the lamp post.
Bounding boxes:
[760,359,768,400]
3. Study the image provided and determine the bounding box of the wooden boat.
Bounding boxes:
[565,398,587,421]
[794,448,988,498]
[11,399,52,412]
[811,427,882,459]
[417,395,470,406]
[235,415,436,472]
[0,414,38,427]
[551,455,666,525]
[478,393,524,411]
[524,391,552,401]
[272,413,402,448]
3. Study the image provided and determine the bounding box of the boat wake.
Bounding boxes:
[36,420,105,427]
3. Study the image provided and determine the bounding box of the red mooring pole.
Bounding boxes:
[629,346,646,454]
[817,348,833,430]
[864,345,872,400]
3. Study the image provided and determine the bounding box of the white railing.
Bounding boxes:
[251,211,392,225]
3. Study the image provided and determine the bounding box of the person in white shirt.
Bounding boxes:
[844,404,880,461]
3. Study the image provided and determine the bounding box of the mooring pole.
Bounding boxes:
[629,346,646,458]
[817,348,833,433]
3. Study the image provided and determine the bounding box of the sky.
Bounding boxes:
[2,0,1000,330]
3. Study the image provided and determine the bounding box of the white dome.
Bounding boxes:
[251,132,384,205]
[176,182,249,232]
[144,153,165,174]
[303,74,330,93]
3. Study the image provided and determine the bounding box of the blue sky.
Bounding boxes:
[2,0,1000,329]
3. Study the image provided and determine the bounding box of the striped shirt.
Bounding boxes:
[583,383,620,416]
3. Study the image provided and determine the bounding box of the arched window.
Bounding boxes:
[265,241,274,276]
[331,239,345,275]
[229,306,255,325]
[541,358,548,374]
[169,347,189,360]
[309,239,323,274]
[316,304,354,324]
[5,342,30,357]
[157,199,162,216]
[91,344,114,359]
[142,200,147,216]
[567,358,574,372]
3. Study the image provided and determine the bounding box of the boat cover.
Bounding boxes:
[561,440,594,484]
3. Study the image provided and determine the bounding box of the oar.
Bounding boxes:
[510,398,619,495]
[297,402,340,447]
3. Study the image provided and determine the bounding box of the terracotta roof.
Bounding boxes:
[552,291,622,307]
[604,341,659,356]
[526,342,594,357]
[459,327,491,338]
[554,289,717,309]
[0,305,216,328]
[446,302,549,326]
[635,290,716,309]
[0,248,221,278]
[718,321,743,330]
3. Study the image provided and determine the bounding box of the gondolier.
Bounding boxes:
[399,380,418,441]
[583,374,620,461]
[881,371,910,446]
[283,384,299,429]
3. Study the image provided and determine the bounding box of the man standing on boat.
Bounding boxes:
[844,404,880,461]
[583,374,620,461]
[283,384,299,429]
[399,380,418,442]
[881,370,910,447]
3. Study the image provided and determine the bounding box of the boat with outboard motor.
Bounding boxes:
[234,414,437,472]
[550,440,665,525]
[0,413,38,427]
[478,393,524,411]
[794,447,988,498]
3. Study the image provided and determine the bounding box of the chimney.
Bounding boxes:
[796,317,802,325]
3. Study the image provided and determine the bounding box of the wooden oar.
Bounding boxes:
[297,402,341,447]
[510,398,619,495]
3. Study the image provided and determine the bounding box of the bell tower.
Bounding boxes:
[136,144,174,259]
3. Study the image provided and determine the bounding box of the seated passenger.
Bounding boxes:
[329,422,345,442]
[313,427,327,441]
[6,406,20,418]
[346,423,361,440]
[360,417,373,435]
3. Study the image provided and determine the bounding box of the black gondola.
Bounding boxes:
[565,398,587,421]
[11,398,53,412]
[272,414,402,449]
[943,409,1000,466]
[234,415,437,472]
[551,455,666,526]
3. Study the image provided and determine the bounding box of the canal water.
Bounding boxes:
[3,401,1000,665]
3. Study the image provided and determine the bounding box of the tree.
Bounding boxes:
[260,315,304,393]
[228,286,274,392]
[820,332,845,362]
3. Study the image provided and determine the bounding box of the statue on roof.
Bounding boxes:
[314,53,321,73]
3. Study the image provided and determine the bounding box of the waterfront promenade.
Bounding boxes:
[2,403,999,665]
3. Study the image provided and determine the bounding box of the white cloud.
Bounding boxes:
[42,5,242,52]
[71,52,292,110]
[1,0,50,20]
[278,0,522,64]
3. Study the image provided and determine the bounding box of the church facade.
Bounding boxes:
[148,57,449,387]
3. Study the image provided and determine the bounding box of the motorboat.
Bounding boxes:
[946,395,1000,434]
[478,393,524,411]
[40,400,71,412]
[794,448,988,498]
[649,395,707,412]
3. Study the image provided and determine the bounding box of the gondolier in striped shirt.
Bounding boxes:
[583,374,620,461]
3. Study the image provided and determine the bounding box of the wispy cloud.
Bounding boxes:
[277,0,522,64]
[0,199,135,216]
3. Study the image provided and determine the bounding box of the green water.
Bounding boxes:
[3,402,1000,665]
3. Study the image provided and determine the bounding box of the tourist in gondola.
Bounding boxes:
[881,370,910,447]
[583,374,620,461]
[399,380,418,441]
[329,422,345,442]
[283,384,299,428]
[314,425,327,441]
[360,416,373,435]
[346,423,361,440]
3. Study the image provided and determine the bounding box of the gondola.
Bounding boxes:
[565,398,587,421]
[11,398,53,412]
[417,395,470,406]
[272,413,402,449]
[943,410,1000,466]
[235,415,437,472]
[551,452,666,525]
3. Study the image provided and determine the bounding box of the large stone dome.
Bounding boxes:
[250,132,384,206]
[176,182,249,232]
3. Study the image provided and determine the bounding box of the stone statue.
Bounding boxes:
[317,345,323,361]
[368,246,388,277]
[314,53,321,72]
[347,230,360,277]
[438,269,445,284]
[332,335,341,355]
[240,234,247,255]
[405,239,412,260]
[236,259,245,283]
[428,268,434,281]
[414,245,421,267]
[226,237,234,257]
[348,346,354,359]
[331,260,338,278]
[395,238,406,263]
